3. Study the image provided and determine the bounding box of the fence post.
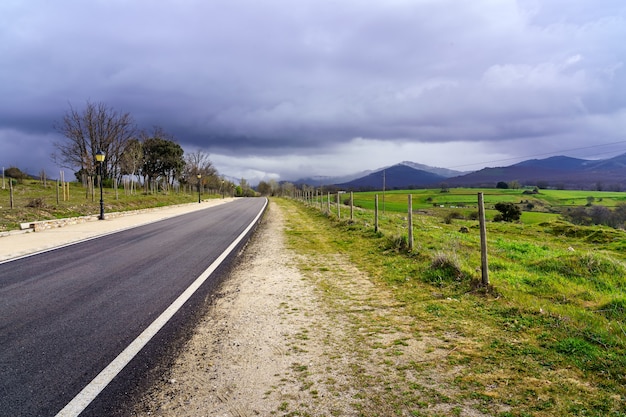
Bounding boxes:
[327,192,331,214]
[375,194,379,233]
[478,192,490,286]
[408,194,413,251]
[9,178,14,209]
[337,192,341,219]
[350,192,354,221]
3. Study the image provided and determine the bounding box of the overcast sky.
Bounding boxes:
[1,0,625,184]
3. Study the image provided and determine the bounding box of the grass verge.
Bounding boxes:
[0,180,219,232]
[278,197,626,417]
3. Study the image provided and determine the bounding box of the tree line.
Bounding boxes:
[51,101,235,193]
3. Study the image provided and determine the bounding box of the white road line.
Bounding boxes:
[55,198,267,417]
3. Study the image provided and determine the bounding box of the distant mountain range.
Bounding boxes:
[293,153,626,191]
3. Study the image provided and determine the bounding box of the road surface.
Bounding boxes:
[0,197,267,416]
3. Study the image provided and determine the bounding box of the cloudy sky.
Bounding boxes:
[1,0,625,184]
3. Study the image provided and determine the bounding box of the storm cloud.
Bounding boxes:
[1,0,625,182]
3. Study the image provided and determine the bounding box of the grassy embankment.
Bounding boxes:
[280,189,626,416]
[0,179,218,232]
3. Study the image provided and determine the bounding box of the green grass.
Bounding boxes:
[0,179,221,232]
[281,195,626,416]
[331,187,626,226]
[5,181,626,415]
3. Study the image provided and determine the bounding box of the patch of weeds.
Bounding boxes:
[385,233,410,252]
[26,197,48,208]
[598,298,626,321]
[554,337,600,368]
[422,252,467,286]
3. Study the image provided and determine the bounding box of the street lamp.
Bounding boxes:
[221,179,225,199]
[197,173,202,203]
[95,150,106,220]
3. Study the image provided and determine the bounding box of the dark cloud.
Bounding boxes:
[1,0,625,182]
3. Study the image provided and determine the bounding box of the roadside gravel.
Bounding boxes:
[132,200,482,417]
[132,200,352,416]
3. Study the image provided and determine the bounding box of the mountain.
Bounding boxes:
[293,170,374,187]
[399,161,466,178]
[293,161,462,188]
[336,164,447,190]
[512,156,589,171]
[291,153,626,191]
[445,152,626,190]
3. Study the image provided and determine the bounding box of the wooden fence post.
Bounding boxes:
[350,192,354,221]
[375,194,379,233]
[408,194,413,251]
[327,192,331,214]
[337,192,341,219]
[9,178,14,209]
[478,192,490,286]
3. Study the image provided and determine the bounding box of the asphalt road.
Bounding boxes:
[0,197,267,417]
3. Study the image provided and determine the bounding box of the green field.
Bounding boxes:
[312,187,626,225]
[285,192,626,416]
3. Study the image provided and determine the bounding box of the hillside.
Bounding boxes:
[336,164,447,190]
[447,152,626,189]
[292,152,626,191]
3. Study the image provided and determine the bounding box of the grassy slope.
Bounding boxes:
[280,196,626,416]
[0,180,218,232]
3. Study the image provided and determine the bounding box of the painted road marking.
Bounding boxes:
[55,198,267,417]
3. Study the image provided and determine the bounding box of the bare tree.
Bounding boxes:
[184,149,217,182]
[53,101,136,182]
[120,138,143,193]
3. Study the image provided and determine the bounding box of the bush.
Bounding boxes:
[385,234,409,252]
[422,252,466,285]
[26,198,47,208]
[494,202,522,222]
[444,211,464,224]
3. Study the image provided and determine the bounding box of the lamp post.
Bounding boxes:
[197,173,202,203]
[221,180,225,199]
[95,150,106,220]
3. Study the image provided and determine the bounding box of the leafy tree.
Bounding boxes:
[5,166,28,180]
[496,181,509,189]
[493,202,522,222]
[141,128,184,188]
[508,180,521,189]
[53,101,135,181]
[257,181,272,196]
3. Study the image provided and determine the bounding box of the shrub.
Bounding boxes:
[494,202,522,222]
[26,198,47,208]
[422,252,466,285]
[444,211,464,224]
[385,234,409,252]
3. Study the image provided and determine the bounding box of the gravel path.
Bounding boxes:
[132,200,348,416]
